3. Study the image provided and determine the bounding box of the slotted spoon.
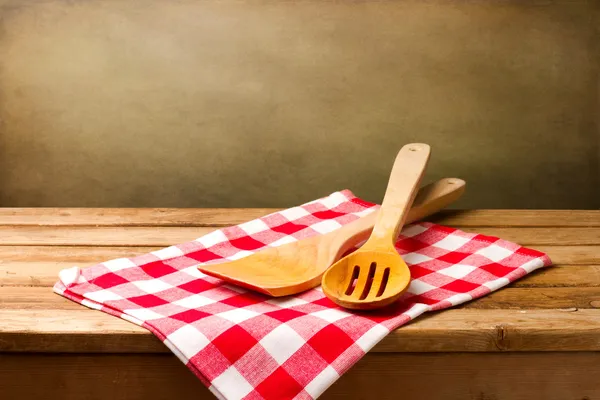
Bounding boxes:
[322,143,430,309]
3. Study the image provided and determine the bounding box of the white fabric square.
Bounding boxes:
[217,308,260,324]
[305,366,340,399]
[408,280,437,295]
[355,324,389,352]
[433,234,471,251]
[445,293,473,306]
[151,246,185,260]
[402,252,433,265]
[133,279,173,294]
[103,258,136,272]
[266,297,308,308]
[196,230,228,247]
[438,264,477,279]
[81,298,102,310]
[400,224,428,237]
[259,324,306,364]
[173,294,216,309]
[312,308,352,323]
[226,250,254,261]
[211,366,254,400]
[483,277,510,291]
[85,289,124,303]
[58,266,86,286]
[238,219,270,234]
[268,235,297,248]
[320,191,347,209]
[311,220,342,235]
[181,265,206,278]
[167,325,210,360]
[125,308,164,321]
[476,244,514,262]
[404,303,430,319]
[520,258,544,273]
[279,206,310,221]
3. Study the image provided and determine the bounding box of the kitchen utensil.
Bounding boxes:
[321,143,430,309]
[199,178,462,298]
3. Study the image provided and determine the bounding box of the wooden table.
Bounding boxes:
[1,208,599,400]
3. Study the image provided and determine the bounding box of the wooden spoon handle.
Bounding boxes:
[329,177,465,259]
[364,143,431,250]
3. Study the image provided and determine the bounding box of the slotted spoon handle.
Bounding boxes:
[363,143,431,251]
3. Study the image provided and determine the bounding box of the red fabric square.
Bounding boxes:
[221,293,265,308]
[91,272,130,288]
[307,324,355,363]
[442,279,481,293]
[140,261,178,278]
[480,262,516,278]
[265,308,305,323]
[472,233,500,244]
[395,237,430,253]
[407,265,435,279]
[229,236,266,251]
[517,246,547,258]
[437,251,470,264]
[128,294,169,308]
[178,279,216,294]
[255,367,303,400]
[171,309,211,323]
[187,249,221,263]
[271,222,308,235]
[212,325,259,363]
[312,210,344,219]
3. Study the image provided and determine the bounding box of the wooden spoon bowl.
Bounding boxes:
[320,249,411,309]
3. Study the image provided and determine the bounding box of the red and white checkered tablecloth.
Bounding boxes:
[54,190,552,400]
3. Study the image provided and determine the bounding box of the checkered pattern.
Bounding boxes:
[53,189,552,400]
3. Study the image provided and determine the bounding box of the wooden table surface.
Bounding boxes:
[2,208,600,400]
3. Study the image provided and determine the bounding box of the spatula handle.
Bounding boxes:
[329,177,464,258]
[364,143,431,250]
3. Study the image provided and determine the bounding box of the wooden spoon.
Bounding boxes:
[198,175,464,297]
[322,143,430,310]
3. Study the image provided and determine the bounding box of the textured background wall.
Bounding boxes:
[0,0,598,208]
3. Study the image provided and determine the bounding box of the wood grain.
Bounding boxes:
[0,245,162,262]
[4,307,600,353]
[1,244,595,265]
[1,208,599,227]
[4,285,600,310]
[2,262,599,288]
[0,225,598,246]
[1,352,599,400]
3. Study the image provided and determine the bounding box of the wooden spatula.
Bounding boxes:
[198,176,464,297]
[322,143,430,309]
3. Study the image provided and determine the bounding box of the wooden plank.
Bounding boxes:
[0,226,214,246]
[534,245,600,265]
[1,244,595,265]
[2,259,598,288]
[3,307,600,353]
[511,264,600,287]
[0,208,276,227]
[5,285,600,310]
[1,352,600,400]
[1,208,599,227]
[0,245,162,262]
[0,225,598,246]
